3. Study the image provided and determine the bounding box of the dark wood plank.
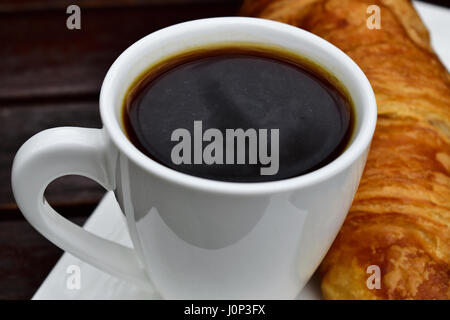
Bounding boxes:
[0,3,240,101]
[0,0,447,13]
[0,100,105,212]
[0,0,240,12]
[0,217,86,300]
[0,203,101,223]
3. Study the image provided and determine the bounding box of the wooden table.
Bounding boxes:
[1,0,447,300]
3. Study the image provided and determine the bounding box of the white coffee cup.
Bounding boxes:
[12,17,376,299]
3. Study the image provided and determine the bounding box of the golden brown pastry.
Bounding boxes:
[241,0,450,299]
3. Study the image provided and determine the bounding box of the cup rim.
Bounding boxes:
[100,17,377,195]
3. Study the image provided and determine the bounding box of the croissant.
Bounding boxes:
[241,0,450,299]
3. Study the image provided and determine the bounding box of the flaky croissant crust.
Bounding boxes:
[241,0,450,299]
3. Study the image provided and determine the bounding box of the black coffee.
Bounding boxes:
[123,45,353,182]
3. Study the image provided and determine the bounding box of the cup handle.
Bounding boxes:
[11,127,152,289]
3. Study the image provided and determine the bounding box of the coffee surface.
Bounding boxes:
[123,47,353,182]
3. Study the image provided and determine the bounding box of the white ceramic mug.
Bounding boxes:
[12,17,376,299]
